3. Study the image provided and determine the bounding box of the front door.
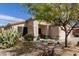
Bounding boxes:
[23,27,28,36]
[39,28,41,35]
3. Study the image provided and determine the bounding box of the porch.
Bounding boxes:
[33,23,50,40]
[33,21,59,40]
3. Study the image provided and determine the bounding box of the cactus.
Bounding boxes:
[0,28,21,48]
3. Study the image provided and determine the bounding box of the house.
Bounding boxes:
[0,18,59,40]
[0,18,79,45]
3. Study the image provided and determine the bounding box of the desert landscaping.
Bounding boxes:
[0,3,79,56]
[0,35,79,56]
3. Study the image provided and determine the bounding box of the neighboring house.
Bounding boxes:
[0,18,79,44]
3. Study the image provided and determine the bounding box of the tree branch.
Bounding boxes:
[60,26,65,31]
[63,20,68,26]
[67,22,77,36]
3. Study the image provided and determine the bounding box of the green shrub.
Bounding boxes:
[39,34,50,39]
[0,28,21,49]
[24,33,34,41]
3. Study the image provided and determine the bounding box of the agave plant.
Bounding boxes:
[0,28,21,48]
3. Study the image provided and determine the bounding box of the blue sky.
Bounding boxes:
[0,3,31,26]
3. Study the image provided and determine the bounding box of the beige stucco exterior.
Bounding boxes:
[1,19,59,40]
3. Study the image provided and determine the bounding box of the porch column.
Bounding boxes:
[46,25,49,35]
[33,20,39,41]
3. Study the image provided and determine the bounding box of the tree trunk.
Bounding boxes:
[64,26,68,47]
[59,20,77,47]
[64,22,77,47]
[65,34,68,47]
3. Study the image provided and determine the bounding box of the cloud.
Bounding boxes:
[0,14,25,22]
[0,14,25,26]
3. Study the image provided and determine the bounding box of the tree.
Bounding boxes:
[22,3,79,47]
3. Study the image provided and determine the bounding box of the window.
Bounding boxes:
[18,26,28,36]
[18,26,23,33]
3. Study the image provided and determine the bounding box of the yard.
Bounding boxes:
[0,25,79,56]
[0,38,79,56]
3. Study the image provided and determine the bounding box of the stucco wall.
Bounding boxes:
[12,20,34,35]
[49,25,59,39]
[26,20,34,35]
[12,24,25,31]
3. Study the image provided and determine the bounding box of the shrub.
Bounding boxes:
[39,34,50,39]
[24,33,34,41]
[0,28,21,49]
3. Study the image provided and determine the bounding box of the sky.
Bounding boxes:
[0,3,31,26]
